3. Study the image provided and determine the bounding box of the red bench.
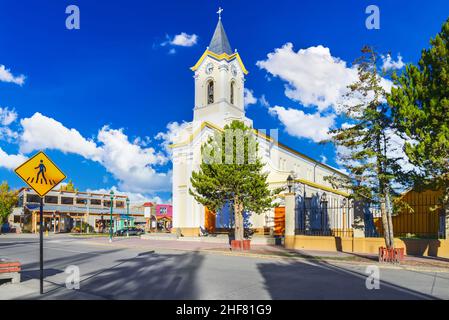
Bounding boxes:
[0,260,21,284]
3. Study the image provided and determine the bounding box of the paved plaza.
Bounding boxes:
[1,234,449,300]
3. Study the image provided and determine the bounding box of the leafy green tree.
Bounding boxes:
[60,179,77,192]
[189,120,281,241]
[326,47,400,248]
[388,19,449,237]
[0,181,18,226]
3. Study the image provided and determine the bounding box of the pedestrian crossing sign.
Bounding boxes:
[15,151,66,198]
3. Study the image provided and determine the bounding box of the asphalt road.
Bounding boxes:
[0,234,448,300]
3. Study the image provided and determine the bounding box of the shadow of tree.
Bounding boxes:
[257,254,438,300]
[28,250,204,300]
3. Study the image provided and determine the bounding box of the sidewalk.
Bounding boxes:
[80,236,449,273]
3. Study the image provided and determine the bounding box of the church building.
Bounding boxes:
[171,12,350,237]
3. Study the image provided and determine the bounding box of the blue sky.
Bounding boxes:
[0,0,448,203]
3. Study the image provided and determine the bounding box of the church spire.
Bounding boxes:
[208,8,233,55]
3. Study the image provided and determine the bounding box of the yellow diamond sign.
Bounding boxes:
[15,151,66,198]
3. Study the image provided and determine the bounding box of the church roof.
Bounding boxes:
[208,19,233,55]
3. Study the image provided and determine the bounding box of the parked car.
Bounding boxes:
[114,227,144,236]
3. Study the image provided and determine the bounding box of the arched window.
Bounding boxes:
[230,81,235,105]
[207,81,214,105]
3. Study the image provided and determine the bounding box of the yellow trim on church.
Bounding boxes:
[169,121,348,180]
[270,179,350,197]
[191,50,249,75]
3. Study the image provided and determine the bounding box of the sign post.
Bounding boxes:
[14,151,66,295]
[39,197,43,294]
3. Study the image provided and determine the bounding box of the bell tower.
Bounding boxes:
[191,8,252,128]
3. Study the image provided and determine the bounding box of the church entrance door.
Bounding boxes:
[205,207,216,233]
[274,207,285,236]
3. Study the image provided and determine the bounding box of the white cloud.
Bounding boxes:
[16,112,171,194]
[20,113,100,160]
[381,54,405,71]
[0,107,18,126]
[86,186,165,205]
[244,88,257,107]
[97,126,169,193]
[0,65,25,86]
[0,107,19,142]
[0,127,19,143]
[260,95,270,108]
[320,155,328,164]
[268,105,335,143]
[170,33,198,47]
[257,43,359,112]
[155,121,190,153]
[0,148,27,170]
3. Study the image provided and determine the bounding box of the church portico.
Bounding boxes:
[171,10,350,238]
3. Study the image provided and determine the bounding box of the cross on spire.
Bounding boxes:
[217,7,223,20]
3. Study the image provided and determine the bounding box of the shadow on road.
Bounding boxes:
[257,253,438,300]
[21,250,204,300]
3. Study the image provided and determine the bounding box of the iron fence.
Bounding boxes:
[295,196,354,238]
[295,194,445,239]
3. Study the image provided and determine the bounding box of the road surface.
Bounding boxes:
[0,234,448,300]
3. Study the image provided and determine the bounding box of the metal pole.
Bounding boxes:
[109,203,113,243]
[109,192,114,243]
[39,197,44,294]
[127,201,130,238]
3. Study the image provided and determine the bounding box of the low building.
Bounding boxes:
[142,202,172,232]
[9,188,145,233]
[156,204,173,231]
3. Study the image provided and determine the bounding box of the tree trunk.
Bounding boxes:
[444,189,449,240]
[380,200,392,248]
[385,192,395,248]
[234,197,244,241]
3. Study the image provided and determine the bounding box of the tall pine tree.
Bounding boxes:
[327,47,400,249]
[189,120,280,241]
[388,19,449,238]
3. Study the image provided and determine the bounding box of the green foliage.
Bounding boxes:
[388,18,449,199]
[60,179,77,192]
[0,181,18,225]
[326,46,400,203]
[326,46,398,248]
[189,121,281,239]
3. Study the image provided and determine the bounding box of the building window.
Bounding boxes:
[104,200,112,208]
[230,81,235,105]
[76,198,87,205]
[207,80,214,104]
[116,201,124,208]
[61,197,74,205]
[26,194,41,203]
[91,199,101,206]
[45,196,58,204]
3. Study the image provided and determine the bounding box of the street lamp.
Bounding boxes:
[126,197,130,238]
[286,175,294,193]
[320,192,327,203]
[341,198,348,234]
[109,190,114,243]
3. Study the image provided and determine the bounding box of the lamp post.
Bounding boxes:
[341,198,348,235]
[126,197,130,238]
[286,175,294,193]
[320,193,327,235]
[109,190,114,243]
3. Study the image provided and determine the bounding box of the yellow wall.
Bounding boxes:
[171,227,200,237]
[286,235,449,259]
[371,189,443,237]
